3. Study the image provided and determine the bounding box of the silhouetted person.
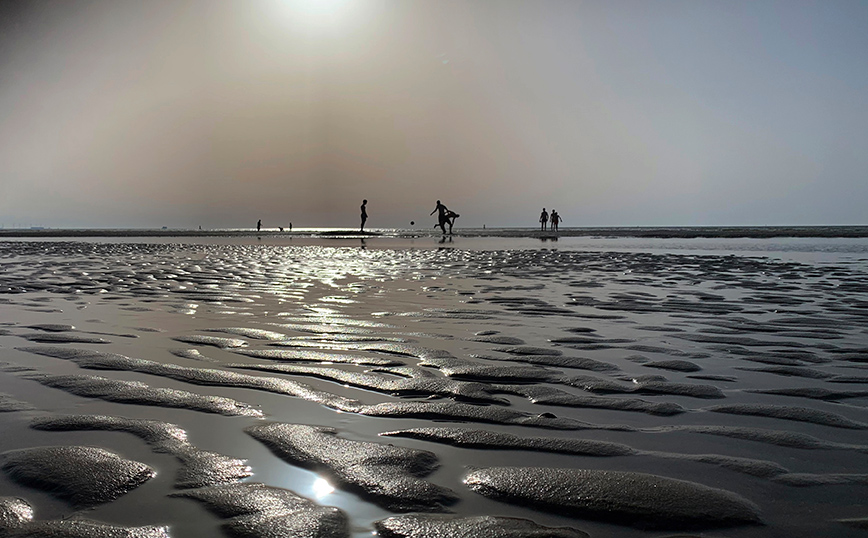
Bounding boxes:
[550,210,560,232]
[431,200,450,234]
[539,208,548,231]
[360,199,368,232]
[257,219,262,232]
[444,209,459,234]
[289,223,292,231]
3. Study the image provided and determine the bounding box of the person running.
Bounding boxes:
[360,199,368,232]
[539,208,548,231]
[431,200,450,234]
[550,210,560,232]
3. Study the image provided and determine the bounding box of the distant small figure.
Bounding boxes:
[289,223,292,231]
[279,226,284,232]
[550,210,560,232]
[410,221,415,226]
[431,200,454,234]
[539,208,548,231]
[360,199,368,232]
[257,219,262,232]
[198,225,201,230]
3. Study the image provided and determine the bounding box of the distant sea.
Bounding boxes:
[2,225,868,239]
[2,226,867,264]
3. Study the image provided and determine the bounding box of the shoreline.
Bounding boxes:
[2,225,868,239]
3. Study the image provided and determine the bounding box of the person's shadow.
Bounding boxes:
[360,238,367,250]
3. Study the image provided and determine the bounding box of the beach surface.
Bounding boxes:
[1,235,867,537]
[3,225,868,239]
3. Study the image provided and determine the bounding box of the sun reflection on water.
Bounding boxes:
[312,477,335,497]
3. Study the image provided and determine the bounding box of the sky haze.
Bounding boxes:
[1,0,866,229]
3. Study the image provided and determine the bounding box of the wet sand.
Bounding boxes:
[1,238,867,537]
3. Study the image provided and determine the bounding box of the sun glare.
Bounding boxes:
[272,0,357,32]
[290,0,350,16]
[312,477,335,497]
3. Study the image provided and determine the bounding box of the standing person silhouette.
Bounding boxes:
[539,208,548,231]
[257,219,261,232]
[550,210,560,232]
[431,200,450,234]
[360,199,368,232]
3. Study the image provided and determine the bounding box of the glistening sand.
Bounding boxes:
[1,234,867,537]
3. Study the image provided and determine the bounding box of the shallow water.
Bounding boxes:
[1,238,867,537]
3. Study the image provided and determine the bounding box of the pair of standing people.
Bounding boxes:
[539,208,561,231]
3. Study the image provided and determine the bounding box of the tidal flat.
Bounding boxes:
[1,236,867,537]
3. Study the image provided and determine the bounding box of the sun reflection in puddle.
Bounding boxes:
[312,477,335,497]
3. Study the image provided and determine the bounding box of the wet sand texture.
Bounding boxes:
[373,514,590,538]
[245,423,457,511]
[21,373,263,417]
[31,415,252,488]
[0,393,34,413]
[0,497,33,530]
[381,427,790,479]
[170,483,349,538]
[0,447,154,508]
[2,239,868,536]
[0,497,168,538]
[464,467,762,530]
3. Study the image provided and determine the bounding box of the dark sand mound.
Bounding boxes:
[0,446,154,508]
[706,404,868,429]
[245,423,457,511]
[668,425,868,452]
[20,333,109,344]
[0,497,167,538]
[464,467,762,530]
[383,427,789,479]
[747,387,868,401]
[374,514,590,538]
[500,385,684,416]
[31,415,252,488]
[382,427,636,456]
[25,324,75,332]
[468,335,527,345]
[0,393,34,413]
[171,483,348,538]
[352,400,585,430]
[204,327,288,340]
[562,374,724,399]
[171,335,248,348]
[228,363,504,403]
[771,473,868,486]
[16,346,358,408]
[234,348,402,366]
[838,517,868,530]
[643,360,701,372]
[22,373,263,417]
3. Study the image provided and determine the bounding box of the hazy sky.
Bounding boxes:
[1,0,866,229]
